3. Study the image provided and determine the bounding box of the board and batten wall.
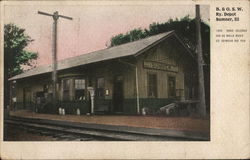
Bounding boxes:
[136,36,195,100]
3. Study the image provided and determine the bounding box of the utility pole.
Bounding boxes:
[195,5,206,117]
[38,11,73,107]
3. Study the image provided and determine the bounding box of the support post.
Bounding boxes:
[52,12,58,107]
[135,67,140,114]
[119,59,140,114]
[38,11,73,108]
[87,87,95,115]
[91,96,94,114]
[196,5,206,117]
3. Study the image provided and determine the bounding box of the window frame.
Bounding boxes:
[74,78,86,101]
[167,76,176,98]
[147,73,158,98]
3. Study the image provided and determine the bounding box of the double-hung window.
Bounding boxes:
[148,74,157,98]
[75,79,86,100]
[168,76,176,98]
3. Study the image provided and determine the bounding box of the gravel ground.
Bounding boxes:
[4,125,58,141]
[9,110,210,133]
[4,125,96,141]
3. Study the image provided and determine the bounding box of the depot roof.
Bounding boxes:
[9,31,193,81]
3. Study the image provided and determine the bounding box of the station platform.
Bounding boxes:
[9,110,209,134]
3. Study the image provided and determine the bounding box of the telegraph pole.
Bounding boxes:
[195,5,206,117]
[38,11,73,107]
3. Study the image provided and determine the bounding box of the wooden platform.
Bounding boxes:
[9,110,210,133]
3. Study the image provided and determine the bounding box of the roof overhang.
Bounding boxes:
[9,31,195,81]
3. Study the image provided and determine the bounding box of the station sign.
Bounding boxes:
[143,60,178,72]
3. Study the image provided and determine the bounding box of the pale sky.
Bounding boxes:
[4,4,209,67]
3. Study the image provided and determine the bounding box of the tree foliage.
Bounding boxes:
[4,23,38,107]
[4,23,38,77]
[110,15,210,65]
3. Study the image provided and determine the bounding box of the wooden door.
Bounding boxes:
[23,87,31,109]
[113,76,124,112]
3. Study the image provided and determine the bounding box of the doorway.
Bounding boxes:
[113,76,124,113]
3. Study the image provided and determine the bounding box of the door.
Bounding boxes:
[23,87,31,109]
[113,76,124,112]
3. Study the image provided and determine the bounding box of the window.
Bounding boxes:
[148,74,157,98]
[75,79,85,100]
[97,77,105,97]
[63,79,70,101]
[43,84,49,92]
[44,84,52,93]
[168,76,176,98]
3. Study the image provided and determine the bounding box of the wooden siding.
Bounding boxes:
[13,35,196,114]
[136,36,195,99]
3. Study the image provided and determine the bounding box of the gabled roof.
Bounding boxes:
[9,31,192,81]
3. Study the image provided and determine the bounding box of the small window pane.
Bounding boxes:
[75,79,85,89]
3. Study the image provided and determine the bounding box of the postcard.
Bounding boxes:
[0,0,249,159]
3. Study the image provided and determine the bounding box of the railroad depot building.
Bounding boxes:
[9,31,198,115]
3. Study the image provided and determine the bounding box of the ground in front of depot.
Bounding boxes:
[8,110,210,133]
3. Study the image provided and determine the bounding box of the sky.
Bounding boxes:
[4,4,209,67]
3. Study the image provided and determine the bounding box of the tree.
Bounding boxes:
[4,23,38,77]
[4,23,38,107]
[110,15,210,65]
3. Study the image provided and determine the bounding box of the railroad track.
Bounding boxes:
[5,116,208,141]
[5,119,99,141]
